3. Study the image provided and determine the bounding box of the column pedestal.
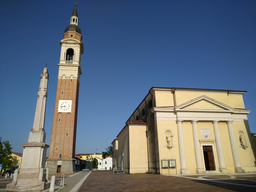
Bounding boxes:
[6,135,50,192]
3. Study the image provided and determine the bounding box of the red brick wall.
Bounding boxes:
[64,32,82,41]
[49,78,79,159]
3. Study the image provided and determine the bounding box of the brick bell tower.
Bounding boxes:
[47,3,84,174]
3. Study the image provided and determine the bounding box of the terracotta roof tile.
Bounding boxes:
[76,153,102,156]
[127,119,146,125]
[12,152,22,157]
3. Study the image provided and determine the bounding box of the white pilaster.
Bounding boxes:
[177,120,190,174]
[213,121,229,173]
[192,121,205,174]
[227,121,245,173]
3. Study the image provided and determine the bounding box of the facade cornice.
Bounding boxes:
[175,109,232,113]
[128,124,147,127]
[149,86,246,94]
[58,63,82,75]
[58,63,80,68]
[151,107,174,113]
[60,38,81,44]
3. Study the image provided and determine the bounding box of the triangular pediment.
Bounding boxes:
[176,95,235,112]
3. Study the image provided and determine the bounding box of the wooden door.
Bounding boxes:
[203,146,215,170]
[57,165,61,173]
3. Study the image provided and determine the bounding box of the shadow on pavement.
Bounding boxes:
[191,179,256,192]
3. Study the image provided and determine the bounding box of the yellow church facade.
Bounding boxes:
[112,87,256,175]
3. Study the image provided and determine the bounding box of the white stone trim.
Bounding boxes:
[153,109,248,122]
[151,107,174,112]
[155,112,176,121]
[128,124,146,127]
[199,139,215,143]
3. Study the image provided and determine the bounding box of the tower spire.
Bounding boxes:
[70,1,79,25]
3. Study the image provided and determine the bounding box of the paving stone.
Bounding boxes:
[79,171,256,192]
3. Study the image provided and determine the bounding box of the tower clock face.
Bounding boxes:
[58,100,72,112]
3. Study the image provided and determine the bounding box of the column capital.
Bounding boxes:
[176,120,183,123]
[192,120,198,123]
[213,120,219,124]
[227,120,233,124]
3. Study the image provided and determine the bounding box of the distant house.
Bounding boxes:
[75,153,102,161]
[96,156,112,170]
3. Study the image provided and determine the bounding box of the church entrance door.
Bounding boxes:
[203,146,215,170]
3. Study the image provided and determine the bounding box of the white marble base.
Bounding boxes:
[196,168,206,174]
[180,168,190,174]
[6,168,50,191]
[235,167,245,173]
[219,168,230,174]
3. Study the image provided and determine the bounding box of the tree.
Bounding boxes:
[0,140,13,170]
[92,158,98,168]
[102,146,113,159]
[102,152,108,159]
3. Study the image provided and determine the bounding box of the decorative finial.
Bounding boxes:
[75,0,77,6]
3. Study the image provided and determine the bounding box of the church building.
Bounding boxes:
[112,87,256,175]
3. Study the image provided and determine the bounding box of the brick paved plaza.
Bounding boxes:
[1,171,256,191]
[79,171,256,192]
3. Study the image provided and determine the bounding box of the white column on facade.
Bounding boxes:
[177,120,190,174]
[227,121,245,173]
[192,120,205,174]
[213,121,229,173]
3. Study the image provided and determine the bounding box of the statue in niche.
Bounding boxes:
[166,133,171,145]
[239,134,247,149]
[166,132,172,149]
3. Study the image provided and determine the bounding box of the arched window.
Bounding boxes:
[66,48,74,61]
[136,115,139,120]
[59,154,62,159]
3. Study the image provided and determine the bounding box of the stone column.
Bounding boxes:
[177,120,190,174]
[192,121,205,174]
[227,121,245,173]
[213,121,229,173]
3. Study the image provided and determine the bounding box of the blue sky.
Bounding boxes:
[0,0,255,154]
